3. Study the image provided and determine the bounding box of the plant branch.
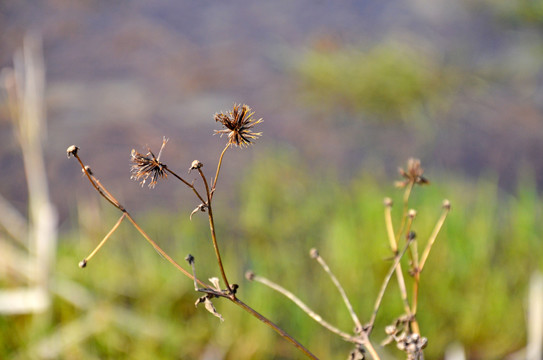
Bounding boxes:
[247,271,353,342]
[211,144,230,199]
[419,200,450,272]
[383,197,415,327]
[367,237,413,336]
[198,167,232,293]
[165,167,207,205]
[79,213,126,267]
[232,296,320,360]
[396,182,414,243]
[69,150,209,289]
[310,249,363,333]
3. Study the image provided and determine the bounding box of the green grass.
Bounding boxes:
[2,153,542,359]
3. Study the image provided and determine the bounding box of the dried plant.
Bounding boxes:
[69,102,448,359]
[246,158,450,359]
[68,105,318,359]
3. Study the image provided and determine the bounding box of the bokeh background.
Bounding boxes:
[1,0,543,359]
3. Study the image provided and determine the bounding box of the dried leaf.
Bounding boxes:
[209,277,221,291]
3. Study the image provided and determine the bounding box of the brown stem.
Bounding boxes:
[232,297,320,359]
[211,144,230,199]
[73,154,123,211]
[165,167,207,205]
[72,153,209,289]
[198,167,231,293]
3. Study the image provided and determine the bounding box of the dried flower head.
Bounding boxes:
[395,158,429,188]
[67,145,79,158]
[130,138,168,188]
[214,104,263,147]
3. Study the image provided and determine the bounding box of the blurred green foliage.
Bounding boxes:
[2,152,542,359]
[295,42,456,122]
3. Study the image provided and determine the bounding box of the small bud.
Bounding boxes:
[185,254,195,264]
[407,231,416,241]
[407,209,417,218]
[396,341,406,351]
[309,248,319,259]
[67,145,79,158]
[231,284,239,294]
[410,333,420,343]
[188,160,203,173]
[245,270,255,281]
[442,199,451,210]
[83,166,93,175]
[406,343,417,353]
[78,259,87,268]
[385,325,397,335]
[420,337,428,349]
[384,197,393,207]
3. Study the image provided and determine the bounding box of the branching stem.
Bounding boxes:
[198,167,232,293]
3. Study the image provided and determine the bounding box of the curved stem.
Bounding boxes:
[211,144,230,199]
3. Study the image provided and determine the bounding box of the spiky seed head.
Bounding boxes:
[214,104,263,147]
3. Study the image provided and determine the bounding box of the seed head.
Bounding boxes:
[67,145,79,158]
[214,104,263,147]
[396,158,429,188]
[188,159,203,173]
[130,140,168,189]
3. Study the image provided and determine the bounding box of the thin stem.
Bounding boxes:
[198,167,231,293]
[73,154,123,210]
[250,273,353,341]
[124,212,208,288]
[211,144,230,198]
[412,273,421,320]
[384,199,397,253]
[312,250,363,332]
[396,182,414,243]
[71,153,209,289]
[367,238,413,336]
[404,215,417,267]
[411,201,450,324]
[165,167,207,205]
[232,297,320,360]
[394,264,414,319]
[419,201,450,272]
[364,340,380,360]
[384,198,414,324]
[80,213,126,265]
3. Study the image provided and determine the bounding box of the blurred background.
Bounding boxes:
[1,0,543,359]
